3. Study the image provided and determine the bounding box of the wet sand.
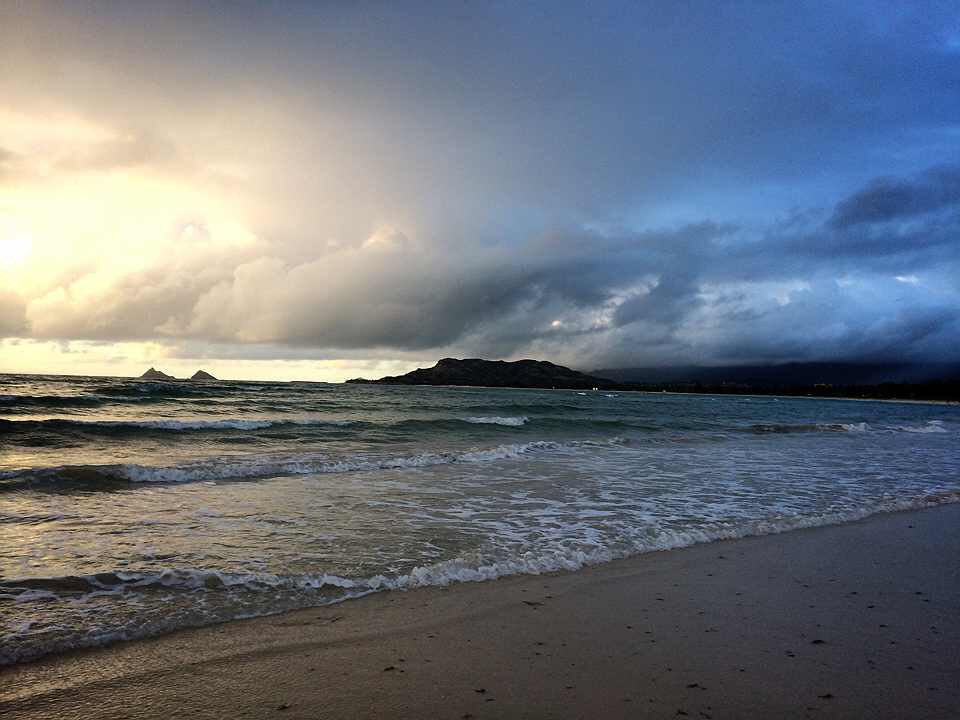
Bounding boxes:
[2,504,958,719]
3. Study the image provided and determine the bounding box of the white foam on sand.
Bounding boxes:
[5,487,958,666]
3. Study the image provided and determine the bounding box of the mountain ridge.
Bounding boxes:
[346,358,618,390]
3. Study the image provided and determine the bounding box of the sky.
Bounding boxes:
[1,1,959,381]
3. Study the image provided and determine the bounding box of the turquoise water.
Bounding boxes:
[2,373,959,664]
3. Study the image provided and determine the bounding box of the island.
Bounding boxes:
[138,367,177,381]
[346,357,619,390]
[137,368,219,381]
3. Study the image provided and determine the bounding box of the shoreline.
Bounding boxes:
[3,504,958,719]
[3,492,957,667]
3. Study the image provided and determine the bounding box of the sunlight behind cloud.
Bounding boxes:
[0,109,114,158]
[0,228,32,271]
[0,338,423,382]
[0,109,263,337]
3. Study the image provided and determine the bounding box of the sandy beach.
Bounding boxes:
[2,504,957,719]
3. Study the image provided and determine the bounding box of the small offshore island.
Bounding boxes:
[138,368,218,381]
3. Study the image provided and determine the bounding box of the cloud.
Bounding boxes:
[830,165,960,229]
[25,241,261,341]
[0,291,27,335]
[0,146,21,182]
[9,163,960,368]
[56,129,182,173]
[673,279,960,367]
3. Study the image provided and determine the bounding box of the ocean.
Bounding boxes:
[1,373,958,665]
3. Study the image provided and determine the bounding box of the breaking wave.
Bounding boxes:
[3,487,958,666]
[465,416,529,426]
[0,440,579,487]
[0,417,356,434]
[749,422,869,433]
[0,394,112,411]
[889,420,948,434]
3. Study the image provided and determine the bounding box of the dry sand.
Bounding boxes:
[2,504,958,719]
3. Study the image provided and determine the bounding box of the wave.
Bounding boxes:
[0,416,356,435]
[3,413,947,448]
[889,420,948,434]
[0,439,577,488]
[91,382,229,398]
[748,422,869,434]
[125,419,276,430]
[0,568,367,601]
[431,402,592,414]
[0,394,110,410]
[0,414,522,434]
[4,486,958,666]
[130,417,353,431]
[465,416,529,426]
[366,489,960,590]
[0,392,207,411]
[0,414,622,438]
[0,512,67,525]
[748,421,954,435]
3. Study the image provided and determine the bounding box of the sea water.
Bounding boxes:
[1,373,958,664]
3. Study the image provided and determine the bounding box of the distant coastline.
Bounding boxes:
[347,357,960,402]
[346,357,619,390]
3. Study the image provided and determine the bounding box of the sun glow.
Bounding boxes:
[0,231,32,270]
[0,109,263,332]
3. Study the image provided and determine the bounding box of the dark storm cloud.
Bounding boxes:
[612,272,703,328]
[686,280,960,366]
[830,165,960,229]
[454,169,960,366]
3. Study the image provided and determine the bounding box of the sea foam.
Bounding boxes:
[464,416,529,426]
[4,487,958,666]
[3,440,574,486]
